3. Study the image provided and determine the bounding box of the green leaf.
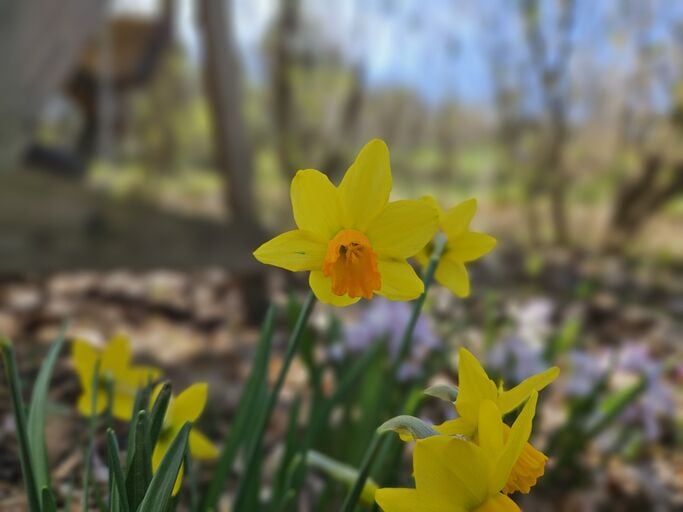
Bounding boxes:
[41,487,57,512]
[586,379,647,438]
[125,410,152,510]
[200,305,276,512]
[377,414,439,441]
[27,326,67,495]
[147,381,172,449]
[271,396,301,506]
[233,293,316,511]
[138,422,190,512]
[0,338,41,512]
[106,429,129,512]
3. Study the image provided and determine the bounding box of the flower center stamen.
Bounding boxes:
[323,229,381,299]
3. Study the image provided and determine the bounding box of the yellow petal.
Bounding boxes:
[420,195,445,219]
[478,400,504,461]
[121,366,162,389]
[442,198,477,238]
[308,270,360,307]
[376,260,424,301]
[434,257,470,297]
[72,339,99,385]
[101,334,132,373]
[152,438,170,471]
[492,392,538,493]
[448,232,497,263]
[111,392,136,421]
[366,200,438,259]
[375,488,443,512]
[253,230,326,272]
[475,493,521,512]
[152,439,184,496]
[189,430,218,459]
[497,367,560,414]
[414,436,489,510]
[339,139,392,231]
[172,463,184,496]
[502,435,548,495]
[433,417,475,437]
[77,390,107,417]
[171,383,208,424]
[291,169,343,239]
[455,348,498,422]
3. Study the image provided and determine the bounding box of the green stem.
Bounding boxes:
[395,234,446,367]
[0,339,41,512]
[340,433,384,512]
[82,360,101,512]
[234,292,316,508]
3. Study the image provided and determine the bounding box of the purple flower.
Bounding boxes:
[615,342,675,440]
[565,350,610,398]
[341,298,440,380]
[487,337,547,383]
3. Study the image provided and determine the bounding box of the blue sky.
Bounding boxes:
[121,0,683,110]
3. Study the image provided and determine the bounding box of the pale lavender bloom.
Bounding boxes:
[507,297,554,348]
[487,297,555,383]
[565,350,610,397]
[616,342,675,440]
[342,298,440,380]
[487,337,547,383]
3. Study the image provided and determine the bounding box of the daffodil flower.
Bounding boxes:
[253,139,439,306]
[416,197,496,297]
[436,348,559,494]
[72,335,161,421]
[151,382,218,495]
[376,392,539,512]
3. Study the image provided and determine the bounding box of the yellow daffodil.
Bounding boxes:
[151,382,218,494]
[253,139,439,306]
[376,392,539,512]
[436,348,558,494]
[72,335,161,421]
[417,197,496,297]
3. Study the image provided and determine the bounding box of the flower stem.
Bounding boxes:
[340,432,384,512]
[82,360,100,512]
[395,233,446,368]
[233,292,316,508]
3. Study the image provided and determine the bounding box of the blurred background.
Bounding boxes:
[0,0,681,510]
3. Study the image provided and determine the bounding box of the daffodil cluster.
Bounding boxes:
[376,348,559,512]
[71,335,217,493]
[253,139,495,306]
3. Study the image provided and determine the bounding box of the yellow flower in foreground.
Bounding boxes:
[253,139,439,306]
[72,335,161,421]
[151,382,218,494]
[436,348,558,494]
[376,393,539,512]
[417,197,496,297]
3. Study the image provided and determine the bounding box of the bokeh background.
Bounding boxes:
[0,0,681,510]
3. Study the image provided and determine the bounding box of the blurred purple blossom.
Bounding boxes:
[565,341,675,440]
[488,337,547,383]
[487,297,555,383]
[615,342,675,440]
[338,298,441,380]
[565,350,610,397]
[507,297,554,349]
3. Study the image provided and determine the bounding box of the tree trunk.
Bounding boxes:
[199,0,257,227]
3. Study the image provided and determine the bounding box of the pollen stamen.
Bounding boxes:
[323,229,381,299]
